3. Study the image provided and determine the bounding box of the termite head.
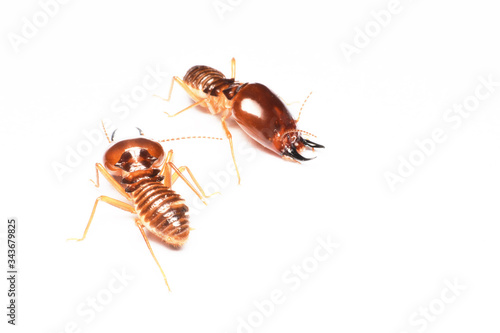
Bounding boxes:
[103,137,165,178]
[278,130,324,161]
[231,83,324,161]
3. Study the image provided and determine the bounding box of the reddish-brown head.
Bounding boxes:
[230,83,323,161]
[103,137,165,179]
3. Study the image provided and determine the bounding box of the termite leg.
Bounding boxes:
[67,196,135,242]
[221,116,241,184]
[135,219,171,291]
[156,76,186,102]
[165,99,206,117]
[168,162,209,205]
[91,163,132,201]
[160,150,218,197]
[160,149,174,187]
[170,164,220,198]
[155,76,207,117]
[231,57,236,79]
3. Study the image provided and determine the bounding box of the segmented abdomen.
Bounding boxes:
[131,180,189,247]
[184,65,234,96]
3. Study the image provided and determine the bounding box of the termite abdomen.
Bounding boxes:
[184,65,234,96]
[132,179,190,247]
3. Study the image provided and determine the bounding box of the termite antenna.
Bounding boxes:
[157,136,223,143]
[296,91,313,123]
[101,120,111,143]
[282,129,317,138]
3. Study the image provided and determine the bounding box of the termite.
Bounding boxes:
[68,124,221,290]
[156,58,324,184]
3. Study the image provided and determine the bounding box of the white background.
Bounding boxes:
[1,0,500,332]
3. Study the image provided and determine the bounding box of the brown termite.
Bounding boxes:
[68,124,221,290]
[156,58,324,184]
